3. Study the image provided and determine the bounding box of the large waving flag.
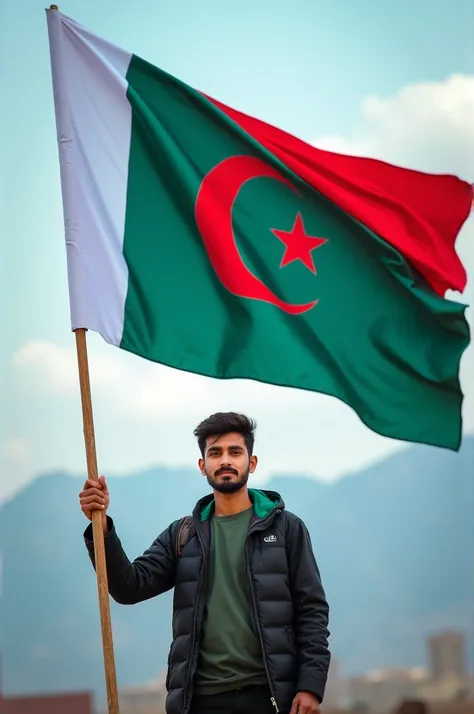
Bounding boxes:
[47,9,472,450]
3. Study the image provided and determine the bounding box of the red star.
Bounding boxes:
[271,213,327,275]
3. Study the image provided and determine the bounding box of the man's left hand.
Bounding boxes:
[289,690,321,714]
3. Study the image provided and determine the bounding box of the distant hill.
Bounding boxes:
[1,437,473,703]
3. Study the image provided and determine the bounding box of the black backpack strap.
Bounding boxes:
[175,515,194,559]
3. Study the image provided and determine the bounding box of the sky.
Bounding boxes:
[1,0,474,504]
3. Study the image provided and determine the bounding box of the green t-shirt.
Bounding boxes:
[193,506,268,695]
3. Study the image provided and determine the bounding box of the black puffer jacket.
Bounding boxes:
[84,489,330,714]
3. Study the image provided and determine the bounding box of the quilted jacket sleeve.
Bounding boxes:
[286,513,331,703]
[84,515,177,605]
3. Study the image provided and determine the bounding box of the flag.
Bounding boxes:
[46,9,472,450]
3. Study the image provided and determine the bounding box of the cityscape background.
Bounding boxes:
[1,1,473,713]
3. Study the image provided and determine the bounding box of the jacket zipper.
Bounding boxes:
[245,547,280,712]
[245,510,281,713]
[182,508,282,713]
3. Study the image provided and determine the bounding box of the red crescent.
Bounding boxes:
[195,155,318,315]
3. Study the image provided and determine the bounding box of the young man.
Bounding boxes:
[80,412,330,714]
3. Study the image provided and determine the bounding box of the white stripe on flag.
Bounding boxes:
[47,9,132,345]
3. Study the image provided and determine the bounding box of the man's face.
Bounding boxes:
[199,432,257,494]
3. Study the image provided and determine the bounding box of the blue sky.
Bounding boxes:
[2,0,473,502]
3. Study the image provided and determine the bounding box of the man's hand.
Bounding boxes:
[79,475,109,533]
[290,691,321,714]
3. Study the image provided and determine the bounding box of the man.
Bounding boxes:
[80,412,330,714]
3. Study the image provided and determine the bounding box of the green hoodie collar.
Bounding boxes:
[199,488,282,522]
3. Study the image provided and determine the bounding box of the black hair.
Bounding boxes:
[193,412,257,457]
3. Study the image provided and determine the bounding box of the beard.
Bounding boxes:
[206,466,250,494]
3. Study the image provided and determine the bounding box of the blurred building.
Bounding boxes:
[117,672,167,714]
[416,671,474,706]
[324,658,347,709]
[346,629,473,713]
[427,631,467,680]
[348,667,429,713]
[415,630,472,705]
[0,691,93,714]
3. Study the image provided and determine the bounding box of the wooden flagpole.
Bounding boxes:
[46,6,120,710]
[74,327,120,714]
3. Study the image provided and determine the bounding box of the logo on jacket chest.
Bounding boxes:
[263,534,277,543]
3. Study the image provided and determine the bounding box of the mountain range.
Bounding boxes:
[1,436,473,702]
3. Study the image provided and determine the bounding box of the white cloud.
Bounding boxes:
[313,74,474,180]
[12,338,308,421]
[1,438,34,503]
[9,333,408,494]
[3,437,31,463]
[13,340,79,393]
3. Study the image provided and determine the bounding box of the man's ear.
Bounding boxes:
[198,458,206,476]
[249,455,258,473]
